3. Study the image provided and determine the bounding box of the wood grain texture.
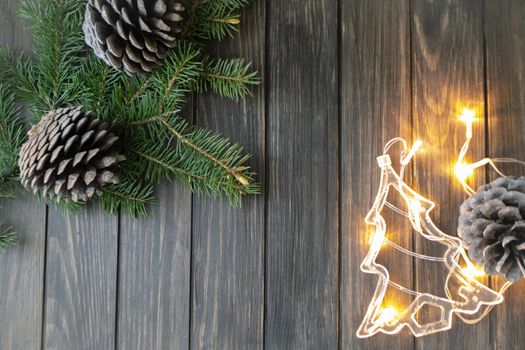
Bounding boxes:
[0,193,45,350]
[2,0,525,348]
[0,1,46,349]
[44,207,118,350]
[411,0,488,348]
[340,1,413,349]
[485,1,525,349]
[265,0,339,348]
[116,182,191,350]
[190,1,265,348]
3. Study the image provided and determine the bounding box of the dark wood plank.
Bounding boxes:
[340,1,414,348]
[485,1,525,349]
[411,1,487,348]
[0,1,46,349]
[117,182,191,350]
[190,1,265,348]
[265,0,338,348]
[44,206,118,349]
[0,194,45,350]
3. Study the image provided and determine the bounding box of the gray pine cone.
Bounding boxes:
[458,176,525,281]
[83,0,185,75]
[18,107,124,203]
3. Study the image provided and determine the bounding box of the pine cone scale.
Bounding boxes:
[459,176,525,281]
[18,107,124,203]
[84,0,185,75]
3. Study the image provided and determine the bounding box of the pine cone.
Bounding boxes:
[458,176,525,281]
[83,0,185,75]
[18,107,124,203]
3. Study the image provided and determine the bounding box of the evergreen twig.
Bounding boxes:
[0,223,17,252]
[0,85,27,178]
[101,177,157,217]
[0,0,259,219]
[19,0,87,113]
[182,0,250,40]
[198,57,260,100]
[0,84,27,250]
[129,115,259,204]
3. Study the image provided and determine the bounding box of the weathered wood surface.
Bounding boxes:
[191,0,265,348]
[265,0,339,348]
[117,182,192,350]
[44,207,118,350]
[411,1,488,349]
[1,0,525,349]
[340,1,413,349]
[485,1,525,349]
[0,2,45,350]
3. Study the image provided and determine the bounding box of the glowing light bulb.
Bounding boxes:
[459,108,476,124]
[454,163,473,182]
[463,265,486,280]
[378,306,398,325]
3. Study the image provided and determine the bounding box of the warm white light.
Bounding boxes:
[454,162,473,182]
[462,265,486,280]
[409,199,422,213]
[459,108,476,124]
[378,307,398,325]
[356,118,512,338]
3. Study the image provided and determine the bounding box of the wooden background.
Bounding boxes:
[1,0,524,349]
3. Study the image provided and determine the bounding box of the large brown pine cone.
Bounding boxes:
[458,176,525,281]
[83,0,185,75]
[18,107,124,203]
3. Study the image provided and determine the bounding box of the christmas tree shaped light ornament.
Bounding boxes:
[355,107,525,338]
[356,137,504,338]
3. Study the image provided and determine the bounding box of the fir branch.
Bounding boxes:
[183,0,250,41]
[0,177,24,202]
[0,223,17,252]
[130,115,259,205]
[111,74,153,121]
[111,44,202,126]
[0,0,261,216]
[41,194,86,215]
[0,48,45,107]
[101,178,157,217]
[0,84,27,178]
[80,56,124,119]
[20,0,88,112]
[153,43,203,105]
[134,116,247,181]
[198,57,259,100]
[130,132,210,183]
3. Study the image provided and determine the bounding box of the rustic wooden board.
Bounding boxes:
[190,1,266,348]
[116,182,192,350]
[265,0,339,348]
[0,194,45,350]
[340,1,413,349]
[43,207,118,349]
[485,1,525,349]
[411,0,488,349]
[0,1,46,349]
[2,0,525,348]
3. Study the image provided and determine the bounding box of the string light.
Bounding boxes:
[355,107,524,338]
[461,264,486,280]
[377,307,399,326]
